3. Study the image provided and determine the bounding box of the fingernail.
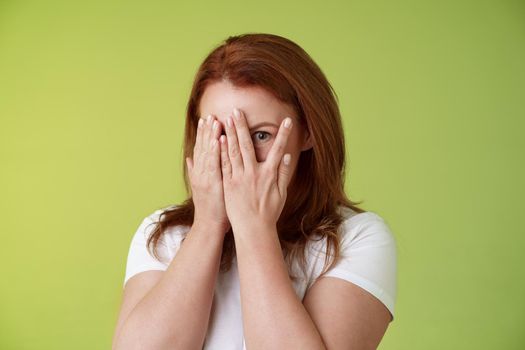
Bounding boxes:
[283,153,291,165]
[207,115,212,124]
[198,118,204,128]
[233,108,241,120]
[227,116,233,128]
[213,120,218,130]
[284,117,292,128]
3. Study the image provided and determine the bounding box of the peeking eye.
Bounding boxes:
[252,131,271,144]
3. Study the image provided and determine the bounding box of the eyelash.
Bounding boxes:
[252,131,272,144]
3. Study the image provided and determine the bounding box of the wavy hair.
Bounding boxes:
[146,33,365,282]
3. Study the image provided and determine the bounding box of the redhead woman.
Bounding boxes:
[112,33,397,350]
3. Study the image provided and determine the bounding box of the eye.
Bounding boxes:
[251,131,272,145]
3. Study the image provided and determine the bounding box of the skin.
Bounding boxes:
[194,79,313,233]
[195,79,326,349]
[194,79,392,349]
[113,78,391,349]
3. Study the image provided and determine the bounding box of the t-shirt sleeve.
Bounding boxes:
[122,211,172,288]
[316,212,398,321]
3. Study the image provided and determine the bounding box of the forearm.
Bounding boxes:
[233,225,327,350]
[114,224,224,350]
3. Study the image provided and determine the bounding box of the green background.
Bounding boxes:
[1,0,523,348]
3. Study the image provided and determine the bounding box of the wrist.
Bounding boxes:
[231,220,277,237]
[191,220,229,238]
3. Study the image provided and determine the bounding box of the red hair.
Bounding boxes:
[147,33,364,281]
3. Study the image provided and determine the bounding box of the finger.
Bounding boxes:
[219,135,232,180]
[193,117,205,164]
[186,156,193,173]
[204,116,220,174]
[186,156,195,195]
[232,108,257,171]
[210,118,222,150]
[265,117,293,173]
[197,114,213,173]
[206,137,220,176]
[224,113,244,175]
[203,114,213,153]
[209,118,222,179]
[277,153,292,196]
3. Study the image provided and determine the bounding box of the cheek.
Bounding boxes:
[284,134,301,155]
[254,146,269,163]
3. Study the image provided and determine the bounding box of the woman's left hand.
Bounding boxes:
[219,107,294,234]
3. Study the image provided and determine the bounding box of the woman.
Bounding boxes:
[112,33,397,350]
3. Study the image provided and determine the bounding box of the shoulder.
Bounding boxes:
[307,207,396,253]
[143,203,179,223]
[140,204,191,239]
[123,204,190,287]
[337,206,396,248]
[304,206,398,319]
[127,204,191,260]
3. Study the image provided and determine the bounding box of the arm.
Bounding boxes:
[302,214,396,349]
[113,112,229,349]
[219,108,325,348]
[234,224,326,350]
[112,223,224,350]
[235,225,392,350]
[303,276,392,350]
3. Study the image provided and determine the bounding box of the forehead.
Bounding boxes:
[198,80,296,125]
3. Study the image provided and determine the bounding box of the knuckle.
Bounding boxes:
[207,161,216,172]
[240,140,252,151]
[261,166,271,178]
[230,145,240,157]
[244,166,254,177]
[263,165,277,179]
[230,176,241,187]
[275,143,284,153]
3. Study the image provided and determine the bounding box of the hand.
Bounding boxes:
[219,107,293,234]
[186,114,231,235]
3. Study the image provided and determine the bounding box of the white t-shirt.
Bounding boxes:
[123,205,397,349]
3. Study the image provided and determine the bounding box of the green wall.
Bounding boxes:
[1,0,523,348]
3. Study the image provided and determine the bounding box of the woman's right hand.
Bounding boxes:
[186,114,231,236]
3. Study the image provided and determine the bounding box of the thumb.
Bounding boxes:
[277,153,291,196]
[185,157,193,172]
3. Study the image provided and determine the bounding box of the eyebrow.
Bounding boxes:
[249,121,280,131]
[198,115,281,131]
